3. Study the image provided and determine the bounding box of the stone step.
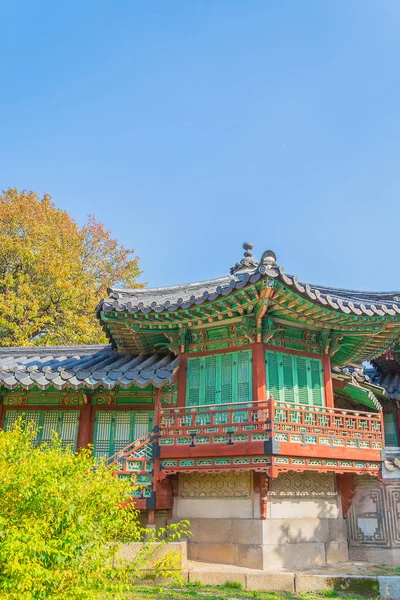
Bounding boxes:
[184,567,400,598]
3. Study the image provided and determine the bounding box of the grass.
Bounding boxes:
[129,583,371,600]
[372,564,400,576]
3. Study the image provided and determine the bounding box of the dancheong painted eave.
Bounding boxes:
[0,346,179,391]
[96,244,400,364]
[98,246,400,317]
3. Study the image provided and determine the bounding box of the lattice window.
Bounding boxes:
[221,353,233,403]
[186,350,252,406]
[93,411,153,459]
[383,413,399,447]
[187,357,201,406]
[4,410,79,450]
[266,350,325,407]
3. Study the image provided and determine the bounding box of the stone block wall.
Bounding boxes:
[263,472,348,568]
[172,471,264,568]
[172,471,349,569]
[348,475,400,565]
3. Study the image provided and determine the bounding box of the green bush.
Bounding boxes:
[0,419,189,599]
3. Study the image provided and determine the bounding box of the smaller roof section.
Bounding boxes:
[368,370,400,402]
[0,345,179,391]
[332,366,387,410]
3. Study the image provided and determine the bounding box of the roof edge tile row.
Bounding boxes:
[0,346,179,391]
[98,263,400,318]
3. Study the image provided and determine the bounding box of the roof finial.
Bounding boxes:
[230,242,258,275]
[243,242,253,259]
[260,249,277,269]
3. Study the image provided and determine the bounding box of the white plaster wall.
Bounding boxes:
[173,496,259,520]
[267,497,341,519]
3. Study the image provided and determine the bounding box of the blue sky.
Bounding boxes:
[1,1,399,291]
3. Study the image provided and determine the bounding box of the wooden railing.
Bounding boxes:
[272,399,384,453]
[100,400,384,480]
[159,400,269,448]
[159,398,384,455]
[105,431,153,501]
[105,430,153,474]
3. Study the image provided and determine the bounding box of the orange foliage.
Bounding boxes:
[0,188,143,346]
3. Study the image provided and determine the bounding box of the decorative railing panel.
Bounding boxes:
[104,400,384,482]
[272,400,384,453]
[105,431,154,499]
[159,401,269,448]
[159,399,384,474]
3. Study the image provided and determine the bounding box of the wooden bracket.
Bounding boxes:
[254,472,269,520]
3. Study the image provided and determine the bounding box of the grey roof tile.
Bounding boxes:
[97,257,400,318]
[0,345,179,391]
[51,376,66,390]
[369,370,400,400]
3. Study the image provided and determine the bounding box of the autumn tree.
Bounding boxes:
[0,188,142,346]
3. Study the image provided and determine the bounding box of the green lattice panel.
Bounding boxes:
[159,438,174,446]
[179,460,194,467]
[233,457,250,465]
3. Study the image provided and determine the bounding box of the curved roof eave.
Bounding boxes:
[97,262,400,319]
[0,347,180,391]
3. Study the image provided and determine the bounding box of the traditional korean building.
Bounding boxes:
[0,244,399,568]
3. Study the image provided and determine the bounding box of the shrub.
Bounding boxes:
[0,419,189,599]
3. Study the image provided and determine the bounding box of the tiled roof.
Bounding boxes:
[332,365,375,385]
[332,366,386,410]
[0,346,179,391]
[98,250,400,318]
[369,370,400,401]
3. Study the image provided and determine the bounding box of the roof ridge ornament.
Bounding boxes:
[230,242,258,275]
[259,249,277,269]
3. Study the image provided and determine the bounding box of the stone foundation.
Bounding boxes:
[115,541,187,568]
[172,471,348,569]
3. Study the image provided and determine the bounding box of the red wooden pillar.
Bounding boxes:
[254,472,269,520]
[154,387,161,431]
[153,388,162,507]
[252,342,266,402]
[89,401,96,448]
[177,352,187,408]
[322,354,334,408]
[77,397,92,449]
[336,473,355,518]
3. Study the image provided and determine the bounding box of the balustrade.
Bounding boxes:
[159,400,269,448]
[105,431,154,500]
[102,400,384,481]
[158,398,384,459]
[272,399,384,453]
